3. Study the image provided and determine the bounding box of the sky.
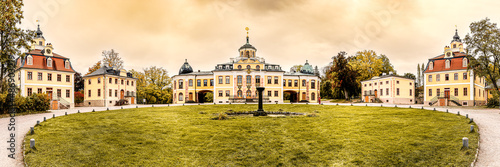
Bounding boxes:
[18,0,500,77]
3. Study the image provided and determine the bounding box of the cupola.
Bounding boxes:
[238,27,257,58]
[300,60,314,74]
[179,59,193,74]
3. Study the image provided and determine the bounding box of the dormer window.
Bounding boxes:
[27,56,33,65]
[429,62,433,70]
[453,44,456,48]
[463,58,468,67]
[445,59,450,69]
[65,60,70,69]
[246,65,251,69]
[256,65,260,69]
[47,58,52,67]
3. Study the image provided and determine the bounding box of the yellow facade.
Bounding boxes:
[361,75,415,104]
[83,67,137,107]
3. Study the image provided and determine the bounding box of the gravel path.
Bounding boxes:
[0,103,498,166]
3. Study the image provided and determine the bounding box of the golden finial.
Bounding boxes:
[245,27,249,37]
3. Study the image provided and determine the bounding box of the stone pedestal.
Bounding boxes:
[254,87,267,116]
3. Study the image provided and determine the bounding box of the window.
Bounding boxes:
[429,62,433,70]
[437,89,440,97]
[455,88,459,96]
[127,80,129,85]
[174,81,176,89]
[131,81,134,86]
[246,65,251,69]
[109,78,112,83]
[429,89,432,96]
[375,82,377,86]
[268,91,272,97]
[197,79,201,86]
[47,58,52,67]
[274,91,278,97]
[37,88,42,94]
[409,89,412,96]
[428,75,432,82]
[57,89,61,97]
[246,76,251,85]
[454,73,458,80]
[189,79,193,87]
[218,90,223,97]
[88,90,91,97]
[380,89,383,96]
[386,81,389,84]
[445,59,450,68]
[311,80,316,89]
[121,79,124,85]
[65,60,70,69]
[237,90,242,98]
[210,79,213,86]
[464,88,467,96]
[237,76,242,85]
[397,88,400,96]
[288,80,292,87]
[409,82,412,86]
[369,83,372,86]
[179,80,183,89]
[66,89,70,98]
[115,90,118,97]
[312,93,315,100]
[267,76,272,84]
[294,80,298,87]
[283,80,286,86]
[37,72,42,80]
[47,73,51,81]
[274,77,278,84]
[27,72,33,80]
[463,72,467,80]
[225,76,230,84]
[115,79,118,84]
[225,90,230,97]
[302,80,306,87]
[27,56,33,65]
[96,77,99,83]
[445,74,449,81]
[88,79,91,85]
[97,89,101,97]
[463,58,468,67]
[380,82,383,85]
[474,88,476,96]
[109,89,112,97]
[256,76,261,86]
[218,76,223,84]
[27,88,32,96]
[256,65,260,69]
[238,65,242,69]
[364,84,367,87]
[203,79,208,86]
[386,88,389,95]
[436,74,440,81]
[179,93,183,101]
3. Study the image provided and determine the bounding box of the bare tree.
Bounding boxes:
[102,49,123,69]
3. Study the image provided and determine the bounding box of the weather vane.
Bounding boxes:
[245,27,249,37]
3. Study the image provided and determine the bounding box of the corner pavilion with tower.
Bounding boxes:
[171,28,321,104]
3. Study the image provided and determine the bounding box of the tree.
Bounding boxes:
[74,72,84,91]
[403,73,416,80]
[465,18,500,106]
[349,50,384,83]
[290,65,303,73]
[380,54,396,75]
[130,67,172,104]
[86,61,101,75]
[0,0,35,93]
[328,51,359,100]
[320,81,333,99]
[417,64,421,86]
[102,49,123,69]
[205,92,213,102]
[421,63,425,86]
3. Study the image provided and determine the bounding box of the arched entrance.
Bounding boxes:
[283,90,298,103]
[246,90,252,99]
[197,90,213,103]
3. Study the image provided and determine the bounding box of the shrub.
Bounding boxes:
[74,91,84,103]
[205,92,213,102]
[212,112,228,120]
[487,97,499,108]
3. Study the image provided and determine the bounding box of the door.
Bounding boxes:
[302,92,306,101]
[246,90,252,99]
[365,96,369,102]
[189,93,193,101]
[439,98,445,106]
[131,97,135,104]
[120,90,124,99]
[46,88,53,100]
[374,89,378,98]
[444,88,450,99]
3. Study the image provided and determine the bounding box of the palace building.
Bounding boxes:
[361,73,415,104]
[172,28,321,104]
[82,65,137,107]
[423,29,486,106]
[15,25,76,109]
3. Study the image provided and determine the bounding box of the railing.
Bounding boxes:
[57,97,71,108]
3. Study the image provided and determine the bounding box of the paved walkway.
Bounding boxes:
[0,103,498,166]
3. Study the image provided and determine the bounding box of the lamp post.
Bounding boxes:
[254,87,267,116]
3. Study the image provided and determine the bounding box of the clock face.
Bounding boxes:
[46,49,51,54]
[446,52,451,56]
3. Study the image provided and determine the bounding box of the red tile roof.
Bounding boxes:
[16,49,75,73]
[425,52,468,73]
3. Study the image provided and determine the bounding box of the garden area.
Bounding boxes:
[24,104,478,166]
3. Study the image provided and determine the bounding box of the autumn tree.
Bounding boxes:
[465,18,500,107]
[102,49,123,69]
[130,66,172,104]
[74,72,84,91]
[349,50,396,85]
[290,65,303,73]
[403,73,416,80]
[86,61,102,75]
[327,51,359,100]
[379,54,396,75]
[0,0,35,93]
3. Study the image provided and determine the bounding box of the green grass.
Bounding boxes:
[24,105,478,166]
[0,110,50,118]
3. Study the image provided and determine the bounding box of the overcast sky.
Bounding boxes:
[19,0,500,76]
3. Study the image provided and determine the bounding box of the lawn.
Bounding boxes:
[24,104,478,166]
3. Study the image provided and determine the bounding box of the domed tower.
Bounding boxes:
[300,60,314,74]
[179,59,193,75]
[444,28,465,57]
[238,27,257,59]
[31,24,54,56]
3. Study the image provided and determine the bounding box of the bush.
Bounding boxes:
[74,91,84,104]
[487,97,499,108]
[205,92,213,102]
